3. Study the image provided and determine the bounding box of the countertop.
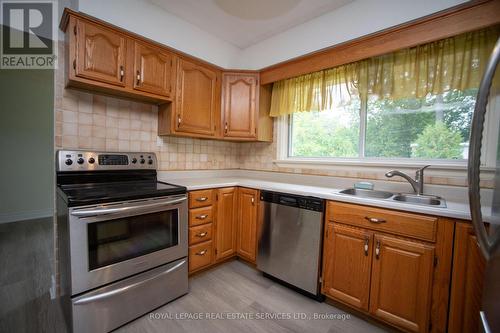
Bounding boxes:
[159,175,480,221]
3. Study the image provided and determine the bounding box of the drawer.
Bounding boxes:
[189,189,214,208]
[189,223,213,245]
[189,240,213,272]
[327,201,437,242]
[189,206,214,226]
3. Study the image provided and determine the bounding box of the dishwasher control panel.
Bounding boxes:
[260,191,324,212]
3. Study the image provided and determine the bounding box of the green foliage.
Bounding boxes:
[291,103,359,158]
[412,122,463,159]
[289,89,475,160]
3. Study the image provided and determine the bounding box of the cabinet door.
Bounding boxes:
[176,59,219,136]
[448,223,486,333]
[222,73,258,139]
[133,42,174,97]
[215,188,237,260]
[236,188,258,262]
[75,20,126,86]
[370,234,434,333]
[322,223,373,311]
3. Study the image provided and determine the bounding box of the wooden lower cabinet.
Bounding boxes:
[215,187,238,261]
[448,222,486,333]
[322,223,373,311]
[322,201,454,333]
[369,234,435,333]
[236,188,258,263]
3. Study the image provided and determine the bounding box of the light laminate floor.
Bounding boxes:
[116,260,390,333]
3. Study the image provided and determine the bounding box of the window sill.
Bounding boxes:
[273,158,495,178]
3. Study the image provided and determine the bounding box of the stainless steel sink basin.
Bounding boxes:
[339,188,393,199]
[338,189,447,207]
[392,194,446,207]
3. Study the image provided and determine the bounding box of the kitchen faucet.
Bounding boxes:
[385,165,430,195]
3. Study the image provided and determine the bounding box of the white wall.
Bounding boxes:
[77,0,470,70]
[78,0,241,68]
[238,0,469,69]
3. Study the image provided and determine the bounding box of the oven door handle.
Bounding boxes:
[73,259,186,305]
[71,197,187,217]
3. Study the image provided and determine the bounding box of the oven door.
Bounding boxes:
[68,194,187,295]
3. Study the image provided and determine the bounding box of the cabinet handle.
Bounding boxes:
[224,122,228,134]
[364,238,369,256]
[119,66,124,82]
[195,197,208,202]
[195,214,208,220]
[251,197,255,205]
[375,240,380,259]
[195,249,207,256]
[195,232,208,238]
[177,115,181,127]
[136,70,141,85]
[365,217,386,224]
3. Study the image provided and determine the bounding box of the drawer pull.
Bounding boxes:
[365,216,386,224]
[375,240,381,259]
[195,232,208,238]
[364,238,369,256]
[195,214,208,220]
[195,249,207,256]
[195,197,208,202]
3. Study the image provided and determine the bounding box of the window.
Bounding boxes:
[288,89,477,162]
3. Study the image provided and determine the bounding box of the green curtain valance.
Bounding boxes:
[269,27,500,117]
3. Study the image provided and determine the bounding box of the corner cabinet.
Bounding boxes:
[222,73,258,140]
[322,201,454,333]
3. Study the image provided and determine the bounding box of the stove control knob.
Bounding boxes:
[65,159,73,166]
[140,158,145,164]
[131,158,137,164]
[148,159,153,165]
[88,157,95,164]
[77,158,85,165]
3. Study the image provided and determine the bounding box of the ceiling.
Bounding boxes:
[147,0,354,49]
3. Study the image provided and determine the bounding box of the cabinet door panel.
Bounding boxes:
[215,188,237,260]
[322,223,373,311]
[237,188,258,262]
[76,20,126,86]
[134,42,173,97]
[176,59,218,136]
[448,223,486,333]
[222,74,257,139]
[370,234,434,333]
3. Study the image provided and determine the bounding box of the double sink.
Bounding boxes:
[338,188,446,208]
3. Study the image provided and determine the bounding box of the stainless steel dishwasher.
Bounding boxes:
[257,190,324,300]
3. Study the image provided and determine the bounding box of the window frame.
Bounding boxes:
[276,92,500,172]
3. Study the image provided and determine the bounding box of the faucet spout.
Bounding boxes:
[385,170,420,193]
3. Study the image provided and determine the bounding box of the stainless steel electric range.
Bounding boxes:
[56,150,188,333]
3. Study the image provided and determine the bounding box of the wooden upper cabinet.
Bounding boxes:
[322,223,373,311]
[215,187,237,261]
[222,73,258,139]
[175,58,220,137]
[369,234,434,333]
[133,42,174,97]
[448,222,486,333]
[75,19,126,87]
[236,188,258,262]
